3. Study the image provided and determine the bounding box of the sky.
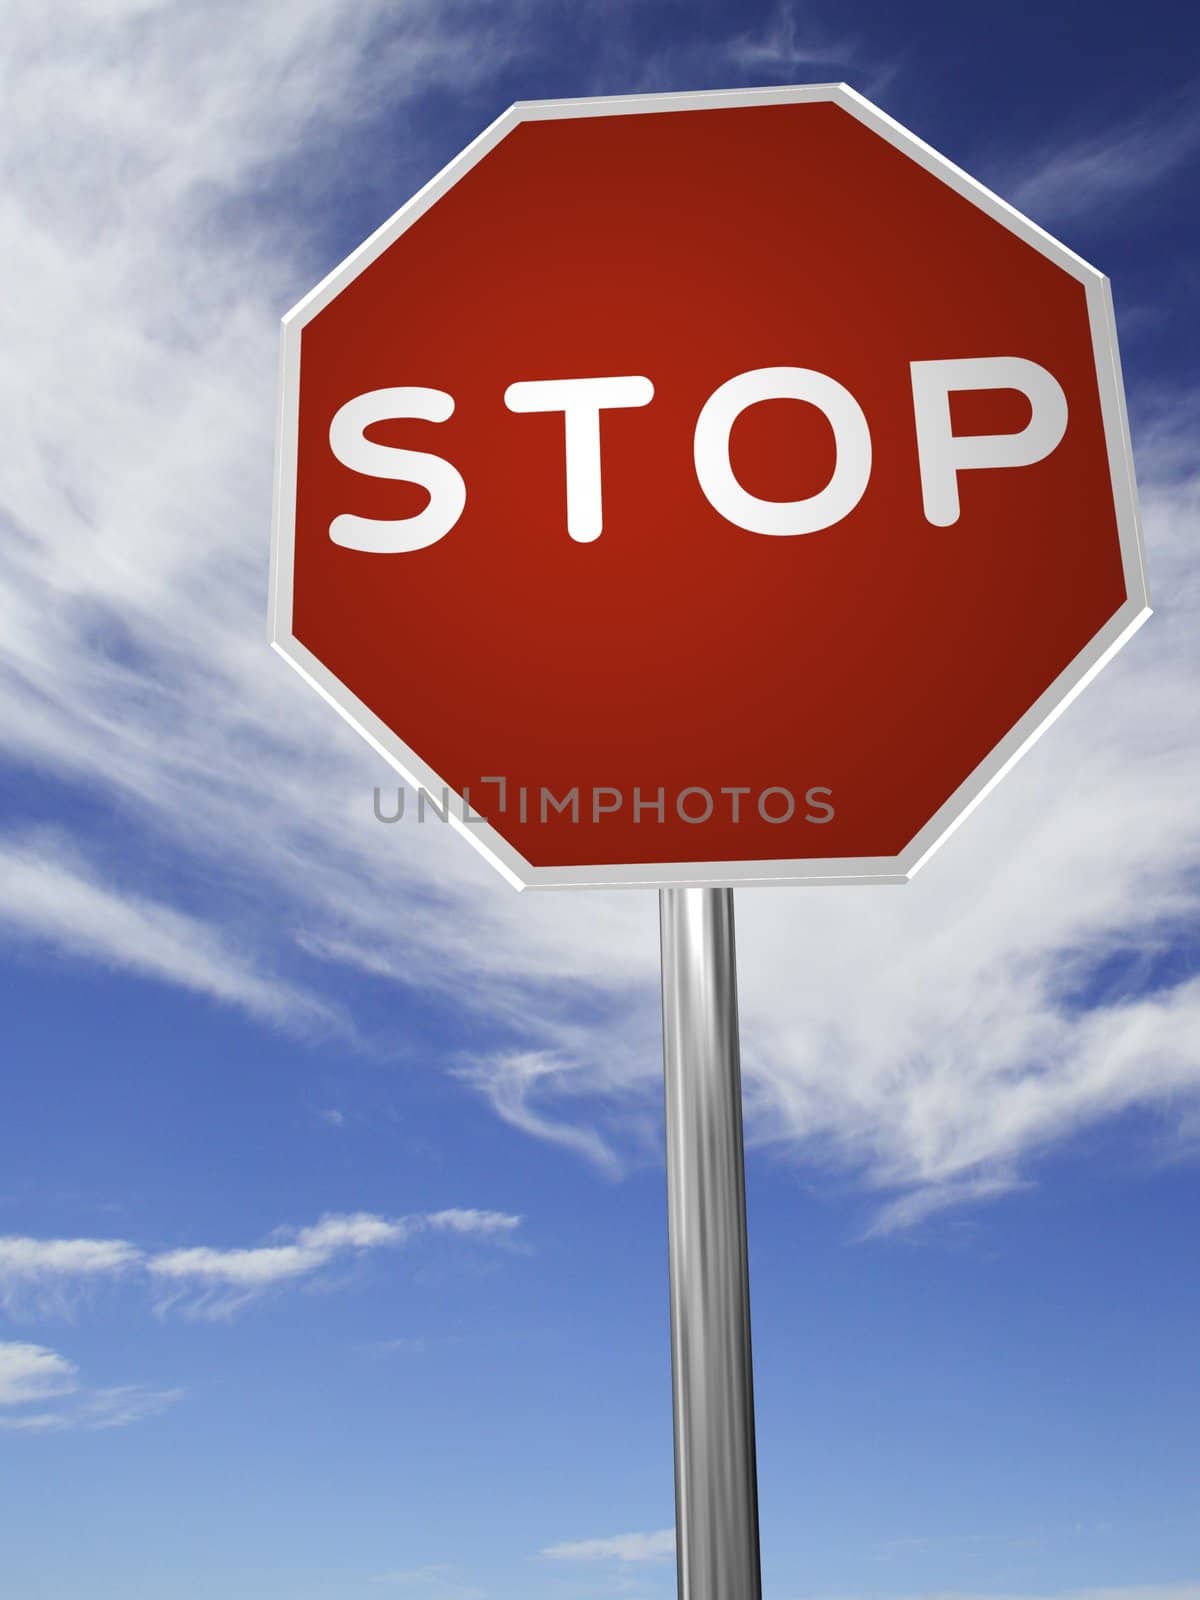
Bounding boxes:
[1,2,1198,1597]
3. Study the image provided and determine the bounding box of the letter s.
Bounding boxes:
[328,387,466,553]
[804,786,835,824]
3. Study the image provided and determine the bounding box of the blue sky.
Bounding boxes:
[1,2,1198,1597]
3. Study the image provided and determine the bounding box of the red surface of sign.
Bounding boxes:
[273,88,1146,887]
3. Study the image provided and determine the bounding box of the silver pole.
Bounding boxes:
[659,887,763,1600]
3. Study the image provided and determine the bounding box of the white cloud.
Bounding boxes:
[424,1208,520,1236]
[0,1341,79,1405]
[0,1338,179,1432]
[0,1235,141,1278]
[1006,93,1200,223]
[146,1211,415,1313]
[456,1053,625,1176]
[1,3,1198,1233]
[147,1208,521,1317]
[0,1233,142,1316]
[147,1242,325,1290]
[541,1529,675,1563]
[0,1383,184,1434]
[592,0,878,101]
[725,3,855,73]
[0,1211,520,1322]
[0,833,330,1028]
[863,1172,1030,1237]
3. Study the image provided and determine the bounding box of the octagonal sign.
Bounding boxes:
[270,83,1148,889]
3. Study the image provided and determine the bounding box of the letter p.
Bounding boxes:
[910,357,1068,527]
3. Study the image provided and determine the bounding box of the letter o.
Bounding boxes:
[693,366,872,535]
[676,787,715,824]
[758,787,796,823]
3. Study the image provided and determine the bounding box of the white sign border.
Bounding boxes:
[270,82,1151,892]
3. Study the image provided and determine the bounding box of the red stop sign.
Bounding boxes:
[270,85,1148,889]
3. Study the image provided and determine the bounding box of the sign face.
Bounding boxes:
[270,84,1148,889]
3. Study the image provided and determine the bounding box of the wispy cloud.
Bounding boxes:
[0,833,329,1028]
[863,1172,1030,1237]
[541,1529,675,1563]
[0,1235,141,1278]
[147,1211,415,1317]
[457,1053,624,1177]
[151,1213,411,1287]
[0,1339,179,1433]
[424,1209,520,1237]
[148,1208,521,1319]
[0,1340,79,1405]
[585,0,877,99]
[724,3,856,74]
[0,1211,521,1322]
[1007,89,1200,223]
[0,1384,184,1434]
[0,1233,142,1316]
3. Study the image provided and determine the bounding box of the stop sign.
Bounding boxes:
[270,84,1148,889]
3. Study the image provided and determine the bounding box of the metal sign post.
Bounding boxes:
[660,888,762,1600]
